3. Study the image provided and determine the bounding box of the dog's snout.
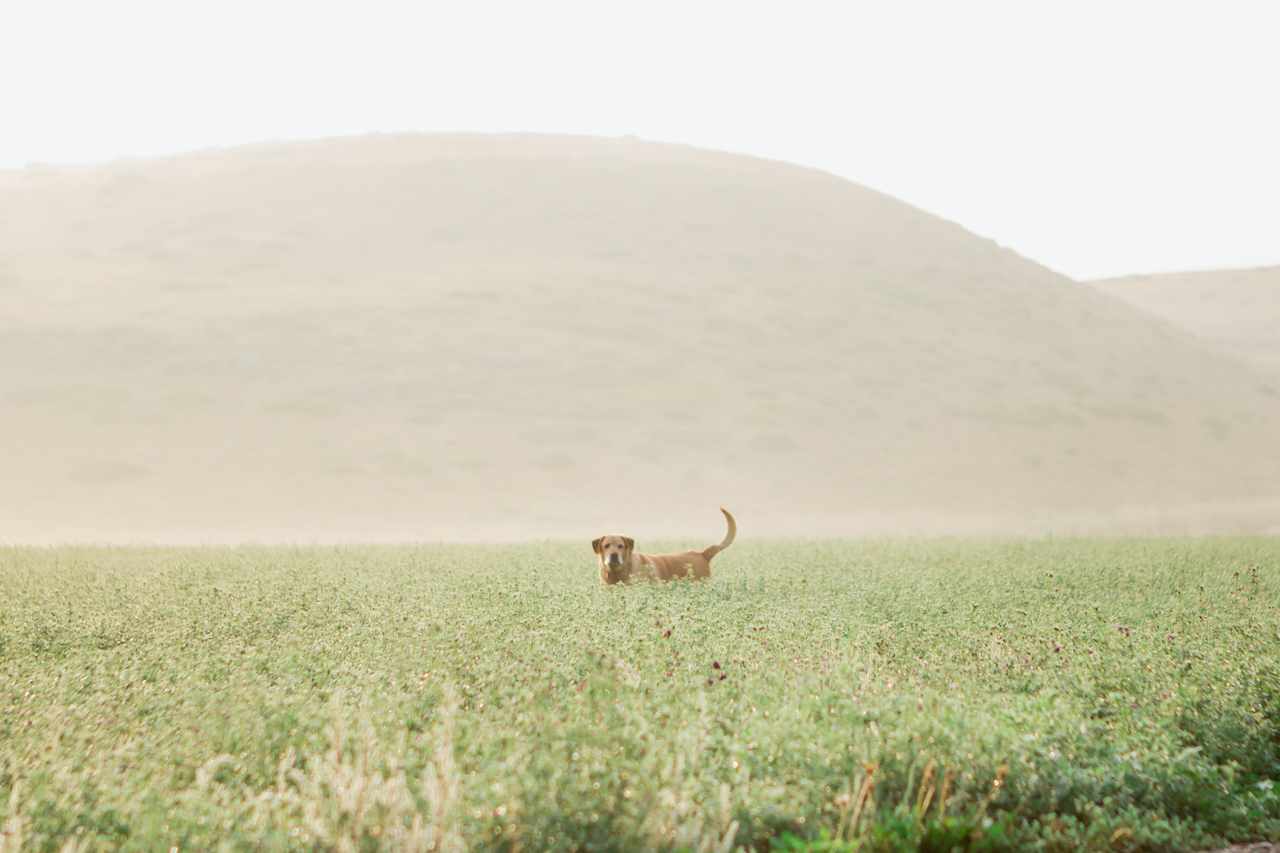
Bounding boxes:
[607,554,622,567]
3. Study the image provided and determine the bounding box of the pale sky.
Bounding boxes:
[3,0,1277,280]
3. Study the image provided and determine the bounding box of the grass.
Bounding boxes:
[1,538,1278,851]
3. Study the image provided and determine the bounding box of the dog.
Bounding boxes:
[592,507,736,584]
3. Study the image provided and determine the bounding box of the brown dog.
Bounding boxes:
[592,507,736,584]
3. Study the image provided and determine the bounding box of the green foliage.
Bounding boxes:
[773,812,1017,852]
[1,538,1278,850]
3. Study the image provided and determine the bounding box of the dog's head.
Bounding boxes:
[592,535,634,569]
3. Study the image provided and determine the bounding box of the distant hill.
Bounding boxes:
[3,134,1279,542]
[1093,266,1280,376]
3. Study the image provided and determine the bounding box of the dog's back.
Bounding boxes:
[634,507,736,581]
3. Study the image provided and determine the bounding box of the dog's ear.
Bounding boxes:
[623,537,635,551]
[592,537,603,554]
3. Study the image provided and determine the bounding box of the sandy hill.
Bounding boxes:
[3,134,1279,542]
[1093,267,1280,376]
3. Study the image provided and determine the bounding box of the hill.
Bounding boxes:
[3,134,1279,541]
[1093,266,1280,376]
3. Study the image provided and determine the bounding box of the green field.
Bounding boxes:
[2,539,1278,851]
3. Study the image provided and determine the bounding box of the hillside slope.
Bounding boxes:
[1093,266,1280,376]
[3,135,1278,541]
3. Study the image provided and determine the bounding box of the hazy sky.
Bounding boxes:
[4,0,1276,279]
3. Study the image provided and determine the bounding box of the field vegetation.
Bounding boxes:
[2,539,1278,850]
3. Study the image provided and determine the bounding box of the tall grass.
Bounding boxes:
[1,539,1278,850]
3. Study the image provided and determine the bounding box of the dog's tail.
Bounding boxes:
[702,507,737,560]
